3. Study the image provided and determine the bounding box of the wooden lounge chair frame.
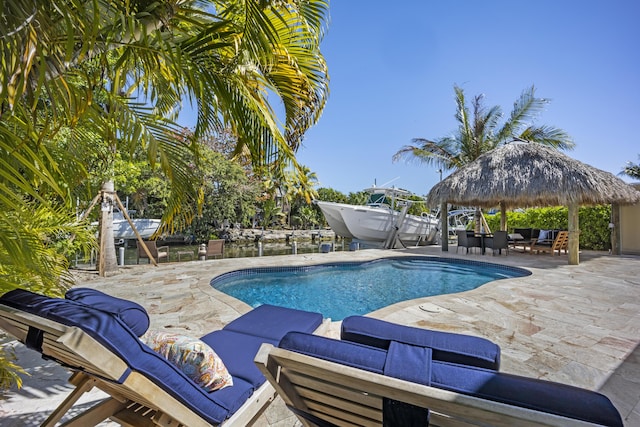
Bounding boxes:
[528,230,569,255]
[0,305,275,427]
[255,343,607,427]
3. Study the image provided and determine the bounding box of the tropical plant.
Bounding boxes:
[621,156,640,180]
[347,191,370,206]
[187,146,261,241]
[292,205,321,229]
[394,85,574,230]
[0,0,329,387]
[2,0,329,272]
[393,84,573,169]
[484,206,613,250]
[316,188,349,204]
[0,347,28,390]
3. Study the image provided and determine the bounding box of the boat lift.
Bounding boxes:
[383,203,411,249]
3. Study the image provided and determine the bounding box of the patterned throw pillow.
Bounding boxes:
[143,331,233,391]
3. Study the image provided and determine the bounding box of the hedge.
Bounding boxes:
[484,205,612,251]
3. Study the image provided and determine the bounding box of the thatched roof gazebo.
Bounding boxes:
[426,142,640,264]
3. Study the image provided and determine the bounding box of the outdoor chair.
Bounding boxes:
[0,288,326,427]
[255,315,622,427]
[484,230,509,256]
[456,229,482,254]
[207,239,225,259]
[136,240,169,264]
[509,228,539,252]
[529,230,570,255]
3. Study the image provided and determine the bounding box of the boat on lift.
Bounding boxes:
[315,186,439,248]
[91,210,161,240]
[112,211,161,240]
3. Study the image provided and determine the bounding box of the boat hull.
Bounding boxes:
[314,201,356,239]
[316,201,438,246]
[113,219,161,239]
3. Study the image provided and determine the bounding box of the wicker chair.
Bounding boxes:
[456,230,481,254]
[136,240,169,264]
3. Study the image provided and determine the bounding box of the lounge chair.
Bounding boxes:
[136,240,169,264]
[0,288,325,426]
[529,230,570,255]
[456,230,482,254]
[255,316,622,427]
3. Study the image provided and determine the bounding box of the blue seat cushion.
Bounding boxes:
[431,362,623,427]
[280,332,387,374]
[280,332,432,426]
[341,316,501,370]
[65,287,150,336]
[223,304,323,342]
[0,290,324,425]
[200,330,278,388]
[279,332,622,427]
[0,289,231,424]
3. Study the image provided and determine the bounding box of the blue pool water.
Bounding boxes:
[211,257,529,320]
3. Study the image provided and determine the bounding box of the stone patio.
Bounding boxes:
[1,246,639,426]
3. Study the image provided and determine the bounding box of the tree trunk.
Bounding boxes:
[98,181,119,276]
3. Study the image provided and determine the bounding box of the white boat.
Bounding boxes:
[113,215,161,239]
[315,187,439,248]
[92,211,161,240]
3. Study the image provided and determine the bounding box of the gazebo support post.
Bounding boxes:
[568,202,580,265]
[500,202,507,231]
[611,203,620,255]
[440,202,448,252]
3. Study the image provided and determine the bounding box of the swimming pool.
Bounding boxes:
[211,257,530,320]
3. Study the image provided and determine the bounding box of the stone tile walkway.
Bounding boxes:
[1,246,639,426]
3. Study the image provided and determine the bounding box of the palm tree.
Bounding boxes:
[0,0,329,385]
[394,85,573,169]
[393,84,574,231]
[1,0,329,273]
[621,156,640,180]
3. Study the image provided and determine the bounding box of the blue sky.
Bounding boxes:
[288,1,640,195]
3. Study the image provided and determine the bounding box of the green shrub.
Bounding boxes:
[484,205,611,250]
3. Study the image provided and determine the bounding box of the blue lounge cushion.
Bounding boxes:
[200,330,277,388]
[341,315,501,370]
[223,304,323,342]
[538,229,550,241]
[279,332,623,427]
[65,287,150,336]
[0,289,324,425]
[280,332,387,374]
[1,289,230,424]
[384,341,431,386]
[431,362,623,427]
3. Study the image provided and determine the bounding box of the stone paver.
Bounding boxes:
[1,247,639,426]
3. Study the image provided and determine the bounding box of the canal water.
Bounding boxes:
[77,239,351,266]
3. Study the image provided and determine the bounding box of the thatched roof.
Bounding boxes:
[426,142,640,209]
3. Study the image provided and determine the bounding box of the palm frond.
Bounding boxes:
[518,125,575,150]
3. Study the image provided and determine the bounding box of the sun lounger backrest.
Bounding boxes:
[264,331,622,427]
[341,315,501,370]
[0,289,237,425]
